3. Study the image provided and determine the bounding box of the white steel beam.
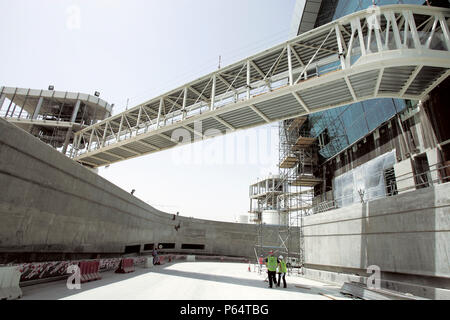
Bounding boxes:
[400,65,423,97]
[213,115,236,131]
[249,105,270,123]
[292,92,310,113]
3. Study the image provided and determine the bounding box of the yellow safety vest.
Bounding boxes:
[267,256,277,272]
[279,260,287,273]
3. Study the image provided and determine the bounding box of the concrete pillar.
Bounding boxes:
[32,97,44,120]
[426,148,442,183]
[0,94,5,112]
[70,100,81,123]
[62,127,73,155]
[394,159,416,194]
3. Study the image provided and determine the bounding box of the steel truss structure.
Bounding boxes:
[72,5,450,167]
[0,87,112,154]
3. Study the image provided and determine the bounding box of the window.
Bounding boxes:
[124,245,141,254]
[181,244,205,250]
[143,243,154,251]
[158,243,176,249]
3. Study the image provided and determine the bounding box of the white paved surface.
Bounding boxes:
[21,262,351,300]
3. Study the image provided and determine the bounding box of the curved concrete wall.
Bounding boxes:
[0,118,282,263]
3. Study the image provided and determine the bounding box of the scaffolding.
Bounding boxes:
[254,116,321,274]
[248,175,284,224]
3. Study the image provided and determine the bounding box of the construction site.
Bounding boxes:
[1,0,450,303]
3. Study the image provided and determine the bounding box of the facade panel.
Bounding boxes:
[304,0,423,159]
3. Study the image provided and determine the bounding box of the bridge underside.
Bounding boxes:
[72,5,450,168]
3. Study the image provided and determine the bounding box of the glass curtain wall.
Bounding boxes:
[309,0,424,159]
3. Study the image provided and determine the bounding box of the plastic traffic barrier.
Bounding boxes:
[78,261,101,283]
[144,257,154,269]
[115,258,135,274]
[0,266,22,300]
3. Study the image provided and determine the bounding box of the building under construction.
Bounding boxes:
[249,0,450,278]
[0,86,113,156]
[1,0,450,301]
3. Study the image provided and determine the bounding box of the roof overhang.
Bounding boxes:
[290,0,323,37]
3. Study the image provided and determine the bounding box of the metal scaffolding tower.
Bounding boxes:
[254,116,321,274]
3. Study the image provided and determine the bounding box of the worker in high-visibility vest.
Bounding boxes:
[265,251,279,288]
[277,255,287,288]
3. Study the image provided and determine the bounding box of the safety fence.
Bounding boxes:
[1,256,147,285]
[0,254,250,286]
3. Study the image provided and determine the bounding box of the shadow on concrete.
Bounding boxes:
[21,262,340,300]
[21,266,156,300]
[151,263,335,297]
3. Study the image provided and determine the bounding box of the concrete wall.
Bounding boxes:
[0,118,282,263]
[303,182,450,299]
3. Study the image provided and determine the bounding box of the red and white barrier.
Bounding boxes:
[78,261,101,283]
[0,266,22,300]
[115,258,135,274]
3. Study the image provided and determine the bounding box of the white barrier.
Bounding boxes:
[0,267,22,300]
[186,255,196,262]
[144,257,154,269]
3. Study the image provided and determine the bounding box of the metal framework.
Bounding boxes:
[252,116,319,272]
[71,5,450,168]
[248,175,285,223]
[0,87,112,154]
[277,117,318,270]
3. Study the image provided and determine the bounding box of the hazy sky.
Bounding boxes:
[0,0,297,222]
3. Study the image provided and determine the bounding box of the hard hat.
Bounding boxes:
[279,255,283,259]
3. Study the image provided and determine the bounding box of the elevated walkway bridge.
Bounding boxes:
[71,5,450,168]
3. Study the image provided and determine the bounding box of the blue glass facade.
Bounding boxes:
[309,0,423,159]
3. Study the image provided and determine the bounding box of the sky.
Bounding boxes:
[0,0,298,222]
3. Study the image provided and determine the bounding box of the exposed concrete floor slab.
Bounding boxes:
[21,262,352,300]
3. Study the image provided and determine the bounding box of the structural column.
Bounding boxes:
[246,61,251,100]
[287,44,294,85]
[70,100,81,123]
[182,87,188,120]
[0,94,5,113]
[62,127,73,155]
[32,97,44,120]
[211,74,216,110]
[157,98,164,128]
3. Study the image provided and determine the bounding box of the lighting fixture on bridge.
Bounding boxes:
[94,91,100,97]
[48,85,55,91]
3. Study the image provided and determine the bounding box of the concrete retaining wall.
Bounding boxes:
[0,118,283,263]
[303,182,450,299]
